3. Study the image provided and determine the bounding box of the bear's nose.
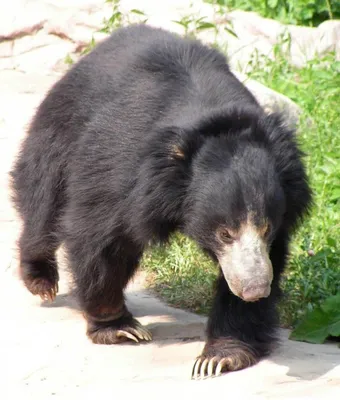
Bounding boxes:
[241,283,271,302]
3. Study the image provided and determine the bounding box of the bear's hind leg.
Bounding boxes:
[67,235,152,345]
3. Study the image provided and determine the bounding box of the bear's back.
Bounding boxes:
[79,24,253,111]
[40,25,256,128]
[29,24,259,159]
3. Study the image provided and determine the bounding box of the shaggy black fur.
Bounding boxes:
[10,24,311,376]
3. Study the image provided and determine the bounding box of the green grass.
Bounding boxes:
[142,51,340,328]
[143,234,216,315]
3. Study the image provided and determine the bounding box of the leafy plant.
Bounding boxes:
[100,0,123,33]
[100,0,147,34]
[80,36,97,56]
[172,2,237,40]
[71,0,148,59]
[64,54,74,65]
[173,15,218,38]
[290,294,340,343]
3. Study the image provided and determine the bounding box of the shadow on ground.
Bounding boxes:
[39,286,339,382]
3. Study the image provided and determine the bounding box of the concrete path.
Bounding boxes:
[1,2,339,399]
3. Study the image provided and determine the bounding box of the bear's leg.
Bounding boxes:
[192,233,287,379]
[67,236,152,345]
[11,139,64,302]
[18,223,60,302]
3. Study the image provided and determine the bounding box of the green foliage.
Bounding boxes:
[206,0,340,26]
[100,0,147,34]
[100,0,148,34]
[102,0,124,32]
[143,50,340,333]
[290,294,340,343]
[80,37,97,56]
[71,0,148,59]
[64,54,74,65]
[172,8,238,42]
[172,15,218,37]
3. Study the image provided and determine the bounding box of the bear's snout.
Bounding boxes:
[217,223,274,302]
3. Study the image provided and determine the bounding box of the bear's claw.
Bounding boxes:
[26,278,58,303]
[116,323,152,343]
[191,338,258,379]
[87,317,152,344]
[192,356,228,379]
[39,284,58,303]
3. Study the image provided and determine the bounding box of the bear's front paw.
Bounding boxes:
[192,338,258,379]
[20,260,59,303]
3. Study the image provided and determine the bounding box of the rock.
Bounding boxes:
[2,0,339,75]
[0,31,75,73]
[216,10,340,70]
[0,40,14,59]
[45,18,108,49]
[0,0,52,41]
[0,0,310,131]
[43,2,113,47]
[314,20,340,58]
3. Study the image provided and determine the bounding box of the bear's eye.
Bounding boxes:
[218,228,233,243]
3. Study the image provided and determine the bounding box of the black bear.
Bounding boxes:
[10,24,311,379]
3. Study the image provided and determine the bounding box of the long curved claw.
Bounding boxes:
[215,358,230,376]
[37,282,58,303]
[130,328,145,341]
[131,321,152,341]
[207,356,219,377]
[115,322,152,344]
[139,327,152,341]
[200,358,209,378]
[192,357,203,380]
[116,330,139,343]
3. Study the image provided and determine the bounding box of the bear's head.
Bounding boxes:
[165,107,311,302]
[186,143,286,302]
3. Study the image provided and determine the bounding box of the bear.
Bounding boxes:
[10,24,311,379]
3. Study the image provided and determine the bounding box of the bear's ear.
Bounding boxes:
[160,125,205,164]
